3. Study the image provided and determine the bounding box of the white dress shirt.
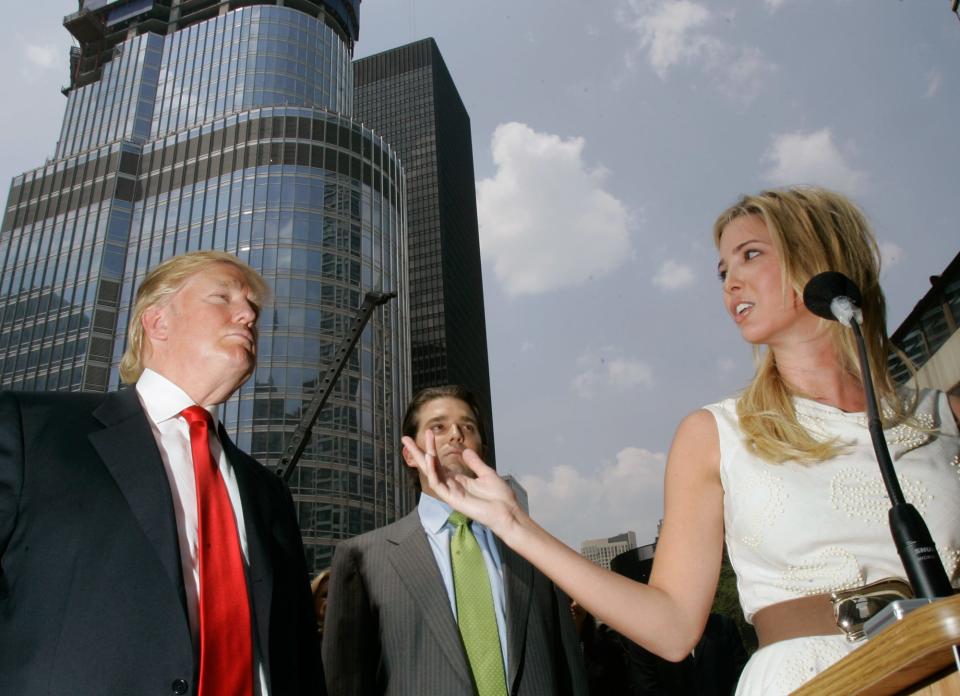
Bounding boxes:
[417,492,510,675]
[136,368,269,696]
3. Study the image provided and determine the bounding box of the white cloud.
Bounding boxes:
[763,128,867,195]
[571,369,601,399]
[477,122,632,296]
[721,46,777,100]
[653,259,694,291]
[764,0,787,9]
[618,0,776,100]
[520,447,667,546]
[572,349,653,398]
[25,43,58,70]
[623,0,711,78]
[608,358,655,388]
[925,70,942,98]
[717,357,737,374]
[16,36,61,81]
[878,241,904,274]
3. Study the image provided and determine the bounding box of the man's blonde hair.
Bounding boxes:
[119,251,268,384]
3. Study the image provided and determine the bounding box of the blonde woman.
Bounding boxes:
[405,187,960,695]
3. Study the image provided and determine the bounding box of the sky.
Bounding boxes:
[2,1,958,548]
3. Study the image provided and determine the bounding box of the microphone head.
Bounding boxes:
[803,272,863,321]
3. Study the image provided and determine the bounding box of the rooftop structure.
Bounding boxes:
[64,0,360,92]
[888,252,960,392]
[581,531,638,570]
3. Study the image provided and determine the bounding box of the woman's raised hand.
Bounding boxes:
[402,431,522,535]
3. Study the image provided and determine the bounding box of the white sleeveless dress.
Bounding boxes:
[704,389,960,695]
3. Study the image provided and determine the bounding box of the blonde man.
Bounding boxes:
[0,251,324,696]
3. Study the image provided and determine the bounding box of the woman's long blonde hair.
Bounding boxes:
[713,186,907,463]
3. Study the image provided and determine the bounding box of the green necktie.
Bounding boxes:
[448,511,508,696]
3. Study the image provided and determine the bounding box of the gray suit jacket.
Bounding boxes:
[322,509,588,696]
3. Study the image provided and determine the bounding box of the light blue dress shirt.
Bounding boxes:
[417,493,509,675]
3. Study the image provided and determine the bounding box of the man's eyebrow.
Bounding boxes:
[423,414,477,426]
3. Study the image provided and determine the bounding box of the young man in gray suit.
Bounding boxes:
[323,385,587,696]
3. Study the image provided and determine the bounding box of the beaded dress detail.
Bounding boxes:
[704,389,960,695]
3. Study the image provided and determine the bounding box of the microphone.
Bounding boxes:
[802,272,953,601]
[803,271,863,327]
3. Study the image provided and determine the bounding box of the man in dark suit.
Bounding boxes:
[323,385,587,696]
[0,251,322,695]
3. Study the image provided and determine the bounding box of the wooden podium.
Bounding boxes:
[793,594,960,695]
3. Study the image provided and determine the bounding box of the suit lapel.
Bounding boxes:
[88,388,187,613]
[500,539,534,691]
[386,512,474,689]
[221,426,274,661]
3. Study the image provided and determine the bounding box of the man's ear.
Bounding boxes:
[401,445,416,468]
[141,304,169,343]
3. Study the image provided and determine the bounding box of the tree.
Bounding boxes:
[710,544,757,654]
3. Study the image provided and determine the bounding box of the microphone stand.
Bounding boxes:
[848,318,953,602]
[805,275,955,659]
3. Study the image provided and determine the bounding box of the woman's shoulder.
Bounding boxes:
[898,387,958,433]
[702,394,739,413]
[667,408,722,483]
[697,395,744,440]
[673,394,746,441]
[676,406,722,437]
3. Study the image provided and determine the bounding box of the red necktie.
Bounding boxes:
[181,406,254,696]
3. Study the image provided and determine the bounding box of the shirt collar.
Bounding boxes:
[136,368,220,426]
[417,492,456,535]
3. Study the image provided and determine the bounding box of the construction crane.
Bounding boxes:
[277,290,397,482]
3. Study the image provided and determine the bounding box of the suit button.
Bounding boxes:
[171,679,189,694]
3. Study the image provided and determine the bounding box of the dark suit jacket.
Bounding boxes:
[0,388,323,695]
[322,509,588,696]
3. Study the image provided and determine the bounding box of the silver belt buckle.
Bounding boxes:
[830,577,914,642]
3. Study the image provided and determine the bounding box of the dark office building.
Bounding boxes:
[354,39,496,458]
[0,0,414,572]
[888,252,960,392]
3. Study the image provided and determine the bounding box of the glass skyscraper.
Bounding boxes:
[354,39,496,459]
[0,0,413,572]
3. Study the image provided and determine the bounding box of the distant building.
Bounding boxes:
[581,531,638,570]
[0,0,413,574]
[888,252,960,393]
[502,475,529,513]
[353,38,496,460]
[610,542,657,584]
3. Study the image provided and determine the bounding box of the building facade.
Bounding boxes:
[888,252,960,394]
[354,39,496,458]
[502,475,530,513]
[0,0,413,572]
[610,542,657,584]
[580,530,638,570]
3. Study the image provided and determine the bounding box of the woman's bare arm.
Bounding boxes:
[404,408,726,660]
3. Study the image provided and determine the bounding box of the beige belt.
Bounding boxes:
[753,594,841,648]
[753,578,915,649]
